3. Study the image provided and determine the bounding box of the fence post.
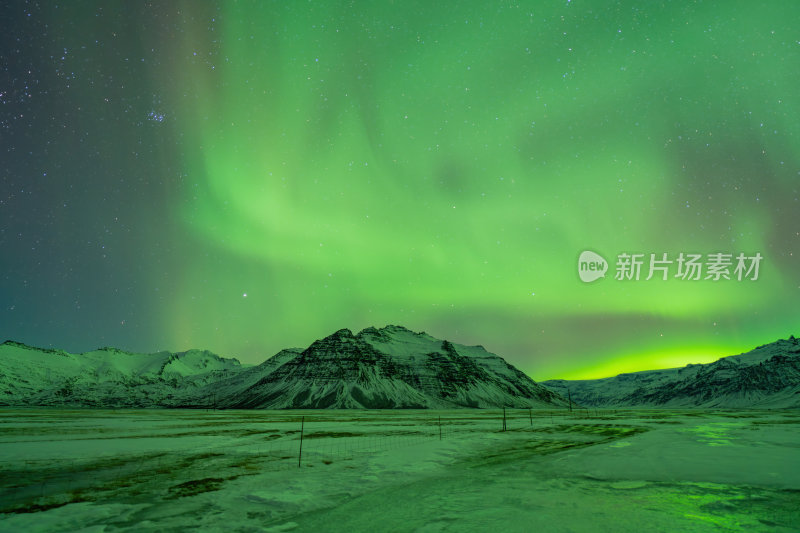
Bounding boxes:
[529,408,532,426]
[438,416,442,440]
[502,407,506,431]
[298,416,304,468]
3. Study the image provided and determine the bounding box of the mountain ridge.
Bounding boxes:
[3,331,798,409]
[541,335,800,408]
[213,325,566,409]
[0,325,566,409]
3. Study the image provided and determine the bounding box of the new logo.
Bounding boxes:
[578,250,608,283]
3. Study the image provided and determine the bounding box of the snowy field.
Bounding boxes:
[0,408,798,532]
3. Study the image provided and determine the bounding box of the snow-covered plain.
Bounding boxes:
[0,408,798,532]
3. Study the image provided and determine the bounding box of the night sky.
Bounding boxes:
[2,1,798,380]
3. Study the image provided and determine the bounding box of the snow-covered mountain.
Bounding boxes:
[214,325,567,409]
[0,326,568,409]
[542,336,800,408]
[0,341,245,407]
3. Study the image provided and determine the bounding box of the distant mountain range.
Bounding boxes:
[0,341,243,408]
[0,325,567,409]
[542,336,800,409]
[3,328,798,409]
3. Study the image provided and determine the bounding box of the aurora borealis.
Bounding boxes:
[2,1,798,380]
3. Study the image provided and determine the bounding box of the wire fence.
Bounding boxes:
[0,408,623,513]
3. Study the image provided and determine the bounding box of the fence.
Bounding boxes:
[0,408,624,513]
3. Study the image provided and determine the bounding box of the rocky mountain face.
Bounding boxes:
[542,336,800,408]
[0,326,568,409]
[218,325,566,409]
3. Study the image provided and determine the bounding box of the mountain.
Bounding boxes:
[213,325,567,409]
[0,341,245,407]
[0,326,568,409]
[542,336,800,408]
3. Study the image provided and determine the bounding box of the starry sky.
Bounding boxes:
[2,1,798,380]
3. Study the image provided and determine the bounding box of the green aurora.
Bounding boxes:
[4,1,799,380]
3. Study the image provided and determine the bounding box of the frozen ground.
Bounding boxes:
[0,408,798,532]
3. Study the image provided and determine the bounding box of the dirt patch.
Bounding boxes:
[166,477,227,499]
